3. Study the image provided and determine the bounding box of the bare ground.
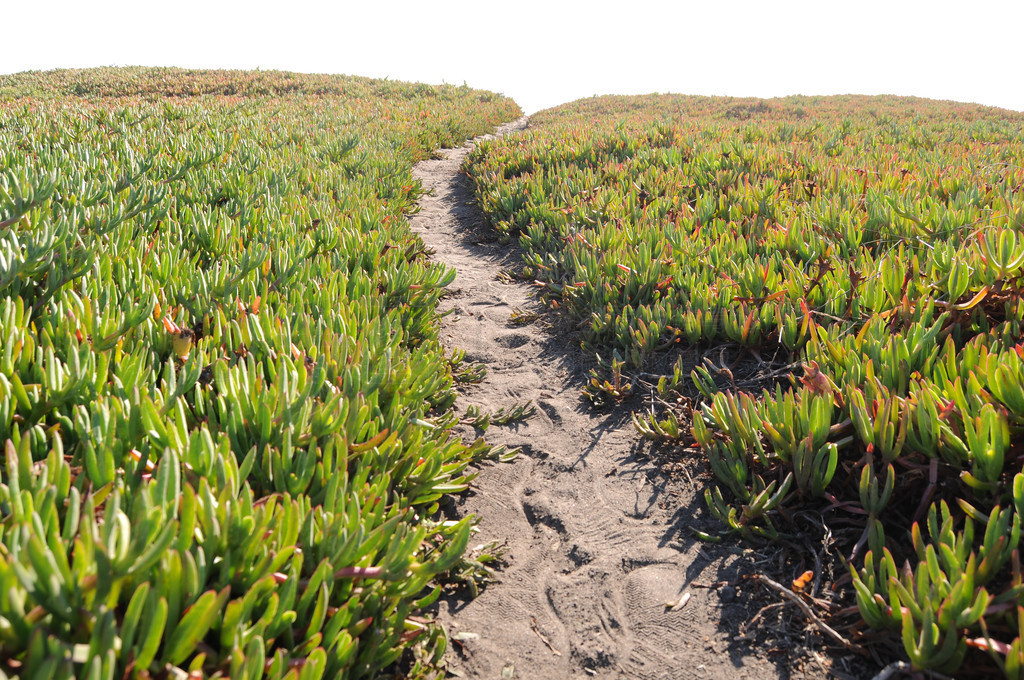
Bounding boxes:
[408,120,844,679]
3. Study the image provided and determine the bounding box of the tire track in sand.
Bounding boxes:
[409,119,782,679]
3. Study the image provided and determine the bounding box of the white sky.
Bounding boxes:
[2,0,1023,114]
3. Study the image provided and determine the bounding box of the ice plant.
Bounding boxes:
[466,92,1024,676]
[0,67,521,679]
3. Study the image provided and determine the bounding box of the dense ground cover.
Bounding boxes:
[467,93,1024,675]
[0,67,520,679]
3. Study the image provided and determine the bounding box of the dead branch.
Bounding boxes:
[750,574,857,651]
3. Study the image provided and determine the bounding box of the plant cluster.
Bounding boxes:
[465,93,1024,675]
[0,68,520,678]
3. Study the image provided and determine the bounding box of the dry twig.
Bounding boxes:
[751,574,856,651]
[738,601,785,640]
[869,660,954,680]
[530,617,561,656]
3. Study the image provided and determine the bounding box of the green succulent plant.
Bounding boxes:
[466,92,1024,677]
[0,67,521,679]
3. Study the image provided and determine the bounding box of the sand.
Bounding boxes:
[408,120,819,679]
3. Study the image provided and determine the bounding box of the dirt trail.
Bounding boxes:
[409,120,786,679]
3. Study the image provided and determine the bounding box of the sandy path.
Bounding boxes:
[409,121,784,679]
